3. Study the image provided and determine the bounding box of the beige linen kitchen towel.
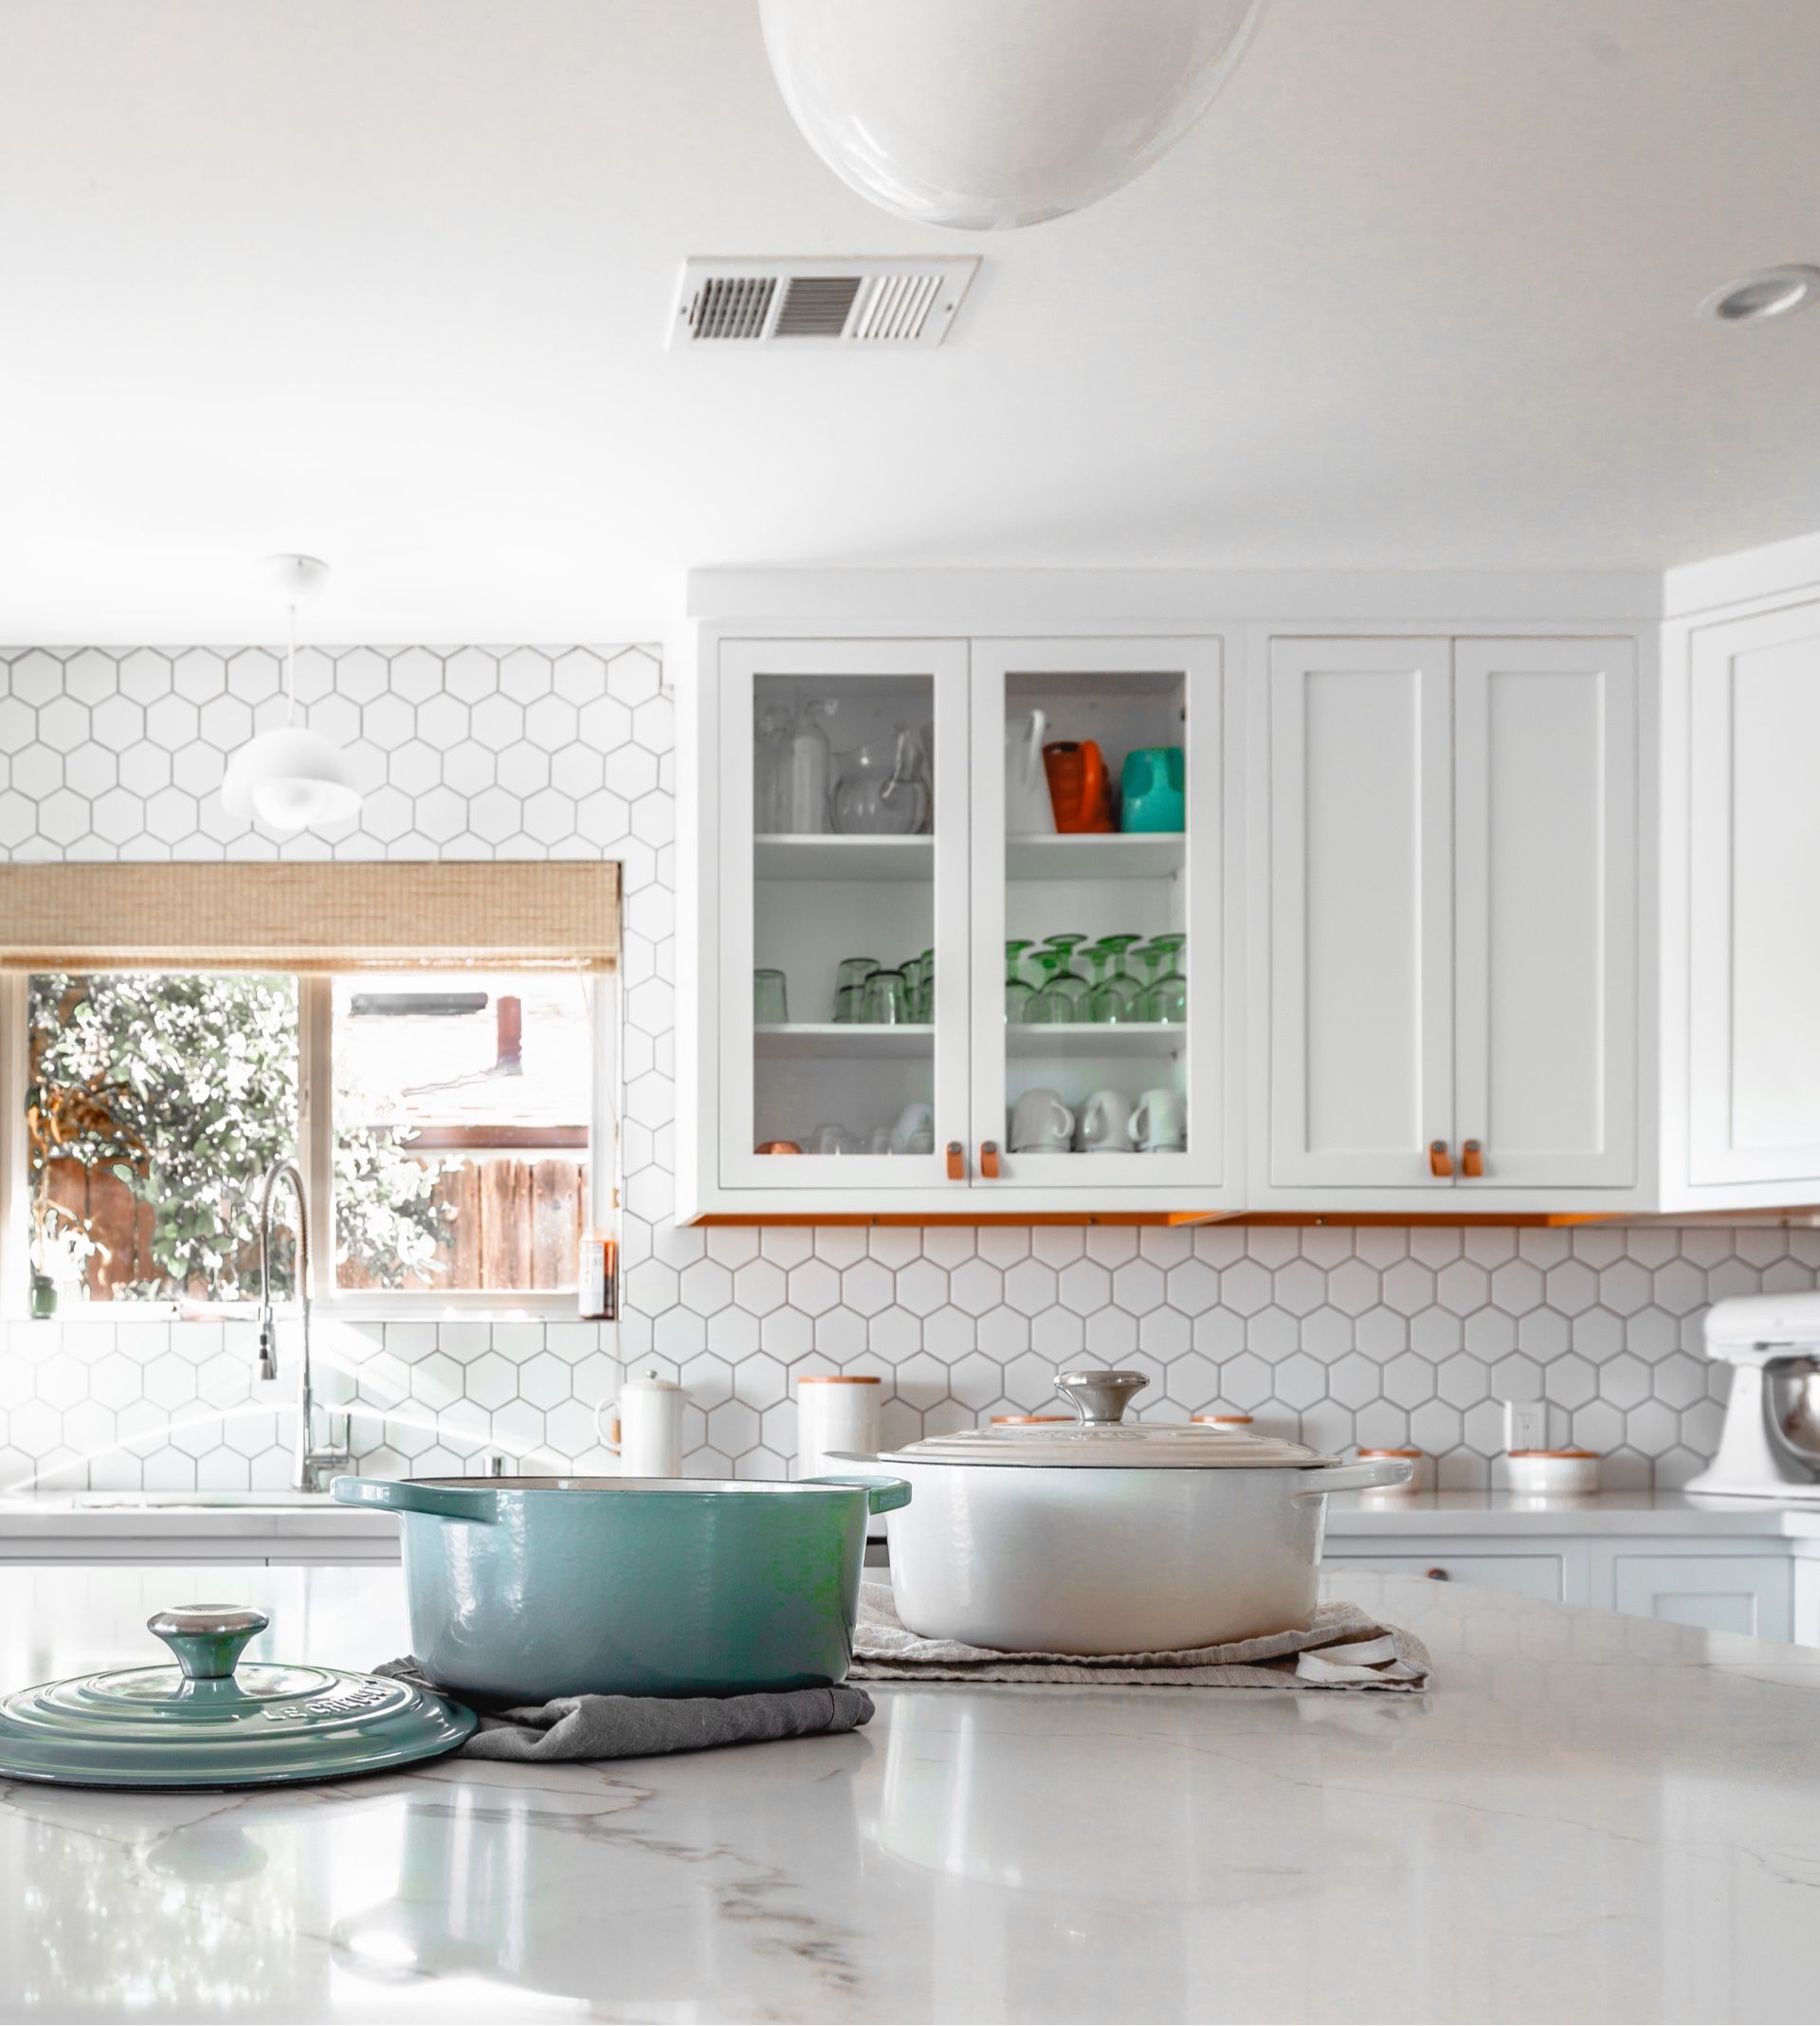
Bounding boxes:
[850,1583,1429,1690]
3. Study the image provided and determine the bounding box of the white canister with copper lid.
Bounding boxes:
[796,1374,883,1481]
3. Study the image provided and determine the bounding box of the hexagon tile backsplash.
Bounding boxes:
[0,643,1812,1494]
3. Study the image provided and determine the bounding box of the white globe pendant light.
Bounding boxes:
[759,0,1265,231]
[221,554,360,834]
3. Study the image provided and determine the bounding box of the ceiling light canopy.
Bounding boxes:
[1701,264,1820,324]
[221,555,360,834]
[759,0,1265,231]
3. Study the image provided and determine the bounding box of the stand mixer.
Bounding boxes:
[1688,1291,1820,1498]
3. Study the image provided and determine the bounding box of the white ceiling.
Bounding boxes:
[1,0,1817,641]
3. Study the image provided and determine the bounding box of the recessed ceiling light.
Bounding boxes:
[1700,264,1820,325]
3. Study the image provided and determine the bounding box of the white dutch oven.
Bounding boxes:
[838,1369,1411,1653]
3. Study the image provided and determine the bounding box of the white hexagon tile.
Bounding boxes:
[1,645,1816,1495]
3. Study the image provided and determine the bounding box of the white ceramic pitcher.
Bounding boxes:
[1005,709,1054,833]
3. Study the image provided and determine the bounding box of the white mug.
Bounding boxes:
[1130,1087,1187,1153]
[889,1100,936,1156]
[1011,1086,1075,1153]
[1078,1089,1134,1153]
[594,1368,685,1477]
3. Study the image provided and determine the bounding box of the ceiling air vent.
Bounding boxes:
[671,257,978,350]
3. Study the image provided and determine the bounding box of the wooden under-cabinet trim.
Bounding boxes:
[692,1202,1820,1229]
[692,1210,1611,1228]
[696,1213,1231,1228]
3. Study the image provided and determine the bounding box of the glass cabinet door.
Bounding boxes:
[718,638,971,1196]
[969,639,1226,1195]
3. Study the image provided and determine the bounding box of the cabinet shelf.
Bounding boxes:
[755,834,934,882]
[1004,1022,1185,1060]
[755,1023,935,1060]
[1006,833,1185,881]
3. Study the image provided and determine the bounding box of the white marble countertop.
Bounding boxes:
[5,1483,1818,1545]
[1326,1486,1820,1536]
[2,1562,1818,2022]
[0,1490,1808,1563]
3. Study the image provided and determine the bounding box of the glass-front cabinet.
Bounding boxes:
[716,639,972,1198]
[969,639,1227,1199]
[690,630,1232,1218]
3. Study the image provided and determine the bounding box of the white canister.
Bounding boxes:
[796,1374,882,1480]
[595,1368,686,1477]
[1506,1448,1601,1496]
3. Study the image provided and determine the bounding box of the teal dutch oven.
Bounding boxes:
[333,1473,910,1704]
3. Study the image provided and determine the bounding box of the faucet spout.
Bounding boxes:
[256,1157,352,1492]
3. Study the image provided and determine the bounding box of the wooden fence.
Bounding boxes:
[41,1154,586,1299]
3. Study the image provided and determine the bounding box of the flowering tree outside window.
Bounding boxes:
[25,973,447,1304]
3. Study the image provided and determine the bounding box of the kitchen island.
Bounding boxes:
[1,1562,1817,2023]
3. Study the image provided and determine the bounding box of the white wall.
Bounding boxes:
[0,642,1806,1491]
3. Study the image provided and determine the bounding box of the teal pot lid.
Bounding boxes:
[0,1605,475,1789]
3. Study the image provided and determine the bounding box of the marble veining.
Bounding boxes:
[2,1563,1819,2021]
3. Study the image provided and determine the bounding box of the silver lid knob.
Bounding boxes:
[1053,1369,1150,1426]
[147,1605,269,1682]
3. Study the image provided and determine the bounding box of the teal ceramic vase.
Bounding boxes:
[1120,746,1186,831]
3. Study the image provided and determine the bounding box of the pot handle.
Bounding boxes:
[802,1472,912,1514]
[331,1476,500,1523]
[1290,1458,1414,1498]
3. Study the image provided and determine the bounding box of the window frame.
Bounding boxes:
[0,966,619,1325]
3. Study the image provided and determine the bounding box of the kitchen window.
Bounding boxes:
[0,862,621,1322]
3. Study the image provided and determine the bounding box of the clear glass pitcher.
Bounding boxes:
[830,728,931,835]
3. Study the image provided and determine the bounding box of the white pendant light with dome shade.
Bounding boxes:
[759,0,1265,231]
[221,554,360,835]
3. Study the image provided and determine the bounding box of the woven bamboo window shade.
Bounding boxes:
[0,862,621,972]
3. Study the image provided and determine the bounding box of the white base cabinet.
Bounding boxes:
[1326,1531,1803,1643]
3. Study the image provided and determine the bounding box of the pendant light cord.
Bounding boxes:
[283,600,299,724]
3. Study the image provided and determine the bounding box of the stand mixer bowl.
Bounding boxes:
[1771,1360,1820,1466]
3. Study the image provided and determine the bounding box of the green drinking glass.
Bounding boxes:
[832,957,880,1021]
[1027,948,1089,1024]
[1141,933,1188,1025]
[1087,934,1146,1024]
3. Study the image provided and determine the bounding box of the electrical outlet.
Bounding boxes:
[1504,1399,1548,1452]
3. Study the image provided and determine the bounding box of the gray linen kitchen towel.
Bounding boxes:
[374,1659,875,1760]
[850,1582,1429,1690]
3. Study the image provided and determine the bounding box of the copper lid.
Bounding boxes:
[797,1374,882,1385]
[1191,1414,1254,1425]
[1356,1447,1423,1459]
[990,1414,1074,1425]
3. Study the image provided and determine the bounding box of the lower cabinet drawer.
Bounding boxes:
[1324,1552,1566,1600]
[1610,1553,1793,1641]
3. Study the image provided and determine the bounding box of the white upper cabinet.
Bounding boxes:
[1261,634,1639,1204]
[1453,638,1638,1189]
[1266,638,1454,1189]
[711,637,972,1212]
[682,627,1237,1220]
[968,639,1236,1208]
[1687,599,1820,1189]
[677,568,1820,1224]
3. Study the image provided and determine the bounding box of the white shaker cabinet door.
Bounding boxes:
[1689,600,1820,1187]
[1267,638,1454,1188]
[1453,639,1638,1189]
[1610,1554,1793,1642]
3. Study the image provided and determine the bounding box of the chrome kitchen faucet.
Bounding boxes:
[256,1157,354,1493]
